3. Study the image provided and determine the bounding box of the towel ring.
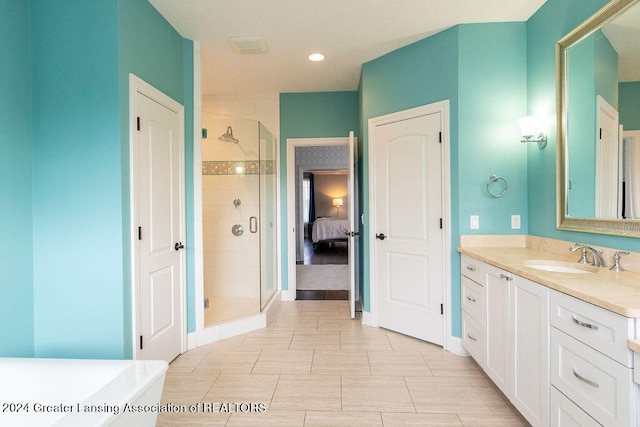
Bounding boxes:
[486,175,508,198]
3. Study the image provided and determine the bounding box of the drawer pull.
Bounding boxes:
[499,273,513,281]
[467,333,477,342]
[573,368,600,388]
[466,265,477,272]
[572,315,599,331]
[466,296,476,303]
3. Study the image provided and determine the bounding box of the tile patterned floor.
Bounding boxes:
[157,301,529,426]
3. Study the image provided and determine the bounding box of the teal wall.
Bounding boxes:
[30,0,124,359]
[566,36,596,217]
[279,92,359,291]
[359,23,527,337]
[0,0,34,357]
[619,82,640,130]
[566,29,618,218]
[594,31,618,108]
[8,0,194,359]
[527,0,640,252]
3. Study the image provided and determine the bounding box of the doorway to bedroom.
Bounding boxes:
[286,135,358,314]
[298,169,349,300]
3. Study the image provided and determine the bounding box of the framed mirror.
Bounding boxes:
[557,0,640,237]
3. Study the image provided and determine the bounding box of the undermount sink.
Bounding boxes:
[522,260,598,274]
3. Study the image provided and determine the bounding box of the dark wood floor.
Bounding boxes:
[300,238,348,265]
[296,290,349,300]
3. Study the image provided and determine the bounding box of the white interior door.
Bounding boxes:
[374,112,444,344]
[595,95,619,218]
[347,131,358,318]
[132,77,185,362]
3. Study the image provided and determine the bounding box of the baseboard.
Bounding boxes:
[361,310,373,327]
[185,292,282,351]
[281,289,295,301]
[445,335,469,356]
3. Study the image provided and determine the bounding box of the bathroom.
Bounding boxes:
[5,0,640,424]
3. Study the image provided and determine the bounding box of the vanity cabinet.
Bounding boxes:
[549,290,636,426]
[461,256,486,365]
[461,255,549,427]
[461,253,639,426]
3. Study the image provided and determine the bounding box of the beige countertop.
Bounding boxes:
[458,246,640,318]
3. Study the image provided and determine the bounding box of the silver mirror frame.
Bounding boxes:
[556,0,640,237]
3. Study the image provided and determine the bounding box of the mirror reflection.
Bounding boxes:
[565,2,640,219]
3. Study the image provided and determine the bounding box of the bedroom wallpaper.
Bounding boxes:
[295,145,348,168]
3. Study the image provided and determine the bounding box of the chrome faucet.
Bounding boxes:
[570,243,606,267]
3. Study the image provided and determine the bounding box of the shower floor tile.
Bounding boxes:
[204,296,260,326]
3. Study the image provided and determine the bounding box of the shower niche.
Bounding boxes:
[201,114,278,326]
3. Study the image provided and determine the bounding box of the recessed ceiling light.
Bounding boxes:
[308,53,325,62]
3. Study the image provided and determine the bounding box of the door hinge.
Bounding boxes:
[439,218,443,229]
[139,335,143,350]
[138,226,142,240]
[137,117,141,131]
[439,131,442,143]
[440,304,444,315]
[599,128,602,140]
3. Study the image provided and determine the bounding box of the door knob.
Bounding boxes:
[174,242,185,251]
[376,233,387,240]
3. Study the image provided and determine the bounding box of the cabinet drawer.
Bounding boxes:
[461,276,484,324]
[550,290,633,367]
[550,387,601,427]
[462,313,485,367]
[461,255,485,284]
[551,328,635,426]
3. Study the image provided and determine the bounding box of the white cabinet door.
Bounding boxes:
[550,387,601,427]
[484,267,510,393]
[512,276,549,427]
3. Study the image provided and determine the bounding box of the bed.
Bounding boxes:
[311,217,349,247]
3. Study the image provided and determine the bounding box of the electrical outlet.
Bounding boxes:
[511,215,521,229]
[470,215,479,230]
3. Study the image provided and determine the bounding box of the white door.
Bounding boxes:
[595,95,619,218]
[374,112,444,344]
[132,79,185,362]
[347,131,358,318]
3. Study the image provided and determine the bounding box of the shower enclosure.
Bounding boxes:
[201,113,278,326]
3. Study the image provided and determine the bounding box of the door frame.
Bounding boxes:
[367,100,452,349]
[129,74,187,359]
[285,137,352,302]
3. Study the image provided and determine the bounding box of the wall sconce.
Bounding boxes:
[333,198,343,217]
[518,116,547,148]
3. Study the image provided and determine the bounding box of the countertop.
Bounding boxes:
[458,246,640,318]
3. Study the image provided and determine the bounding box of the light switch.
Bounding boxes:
[470,215,479,230]
[511,215,521,229]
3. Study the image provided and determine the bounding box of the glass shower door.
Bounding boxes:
[259,122,277,309]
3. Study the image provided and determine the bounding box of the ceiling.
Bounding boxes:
[147,0,547,96]
[600,3,640,82]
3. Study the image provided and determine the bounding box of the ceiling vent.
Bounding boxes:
[228,37,269,54]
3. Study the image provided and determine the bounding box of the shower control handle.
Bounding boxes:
[250,216,258,233]
[174,242,184,251]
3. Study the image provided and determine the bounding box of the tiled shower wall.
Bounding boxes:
[202,172,260,299]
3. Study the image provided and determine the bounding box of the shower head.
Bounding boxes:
[218,126,239,144]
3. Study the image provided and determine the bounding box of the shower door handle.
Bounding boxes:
[250,216,258,233]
